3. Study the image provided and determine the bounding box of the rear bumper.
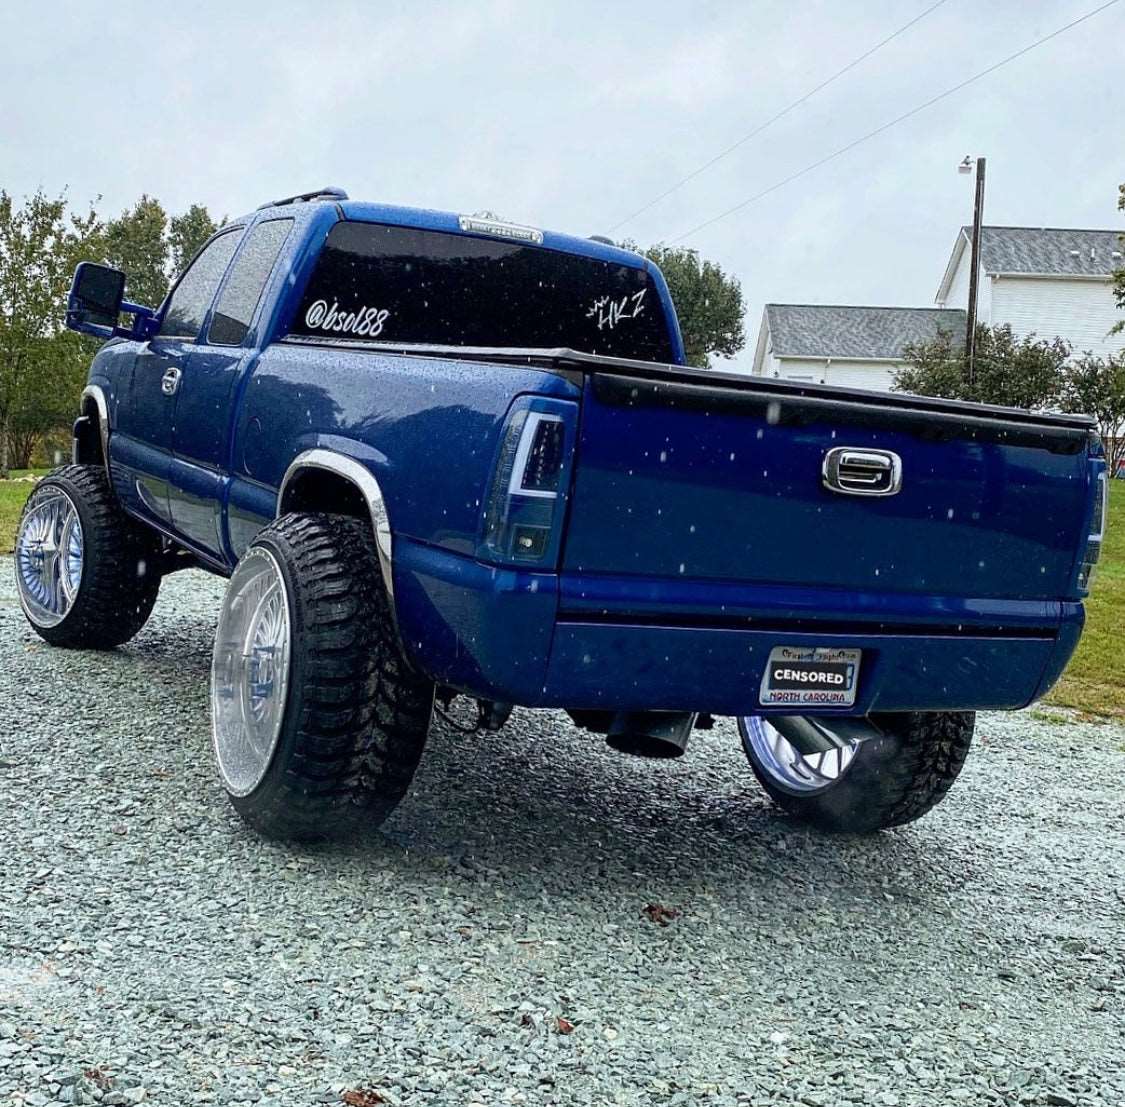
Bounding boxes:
[393,537,1083,716]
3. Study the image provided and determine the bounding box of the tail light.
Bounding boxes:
[1077,470,1108,593]
[479,398,577,567]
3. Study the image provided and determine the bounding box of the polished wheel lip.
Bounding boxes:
[211,546,293,798]
[15,484,85,629]
[738,715,858,796]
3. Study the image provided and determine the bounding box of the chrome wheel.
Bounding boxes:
[15,485,84,628]
[738,715,857,795]
[211,547,293,798]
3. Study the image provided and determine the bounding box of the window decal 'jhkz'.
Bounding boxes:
[586,289,646,331]
[304,299,390,338]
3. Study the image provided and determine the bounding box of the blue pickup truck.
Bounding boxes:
[15,187,1107,840]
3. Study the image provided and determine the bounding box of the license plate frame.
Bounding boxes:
[759,646,862,708]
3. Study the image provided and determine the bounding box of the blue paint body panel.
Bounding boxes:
[72,194,1101,720]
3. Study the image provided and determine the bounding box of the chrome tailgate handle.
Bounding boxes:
[822,447,902,496]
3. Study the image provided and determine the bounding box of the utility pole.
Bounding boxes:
[961,156,986,388]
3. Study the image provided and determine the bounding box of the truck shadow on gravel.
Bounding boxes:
[317,708,976,912]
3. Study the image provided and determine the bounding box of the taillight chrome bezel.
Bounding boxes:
[508,412,565,499]
[479,397,578,568]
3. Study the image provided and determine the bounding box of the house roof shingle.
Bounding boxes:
[765,304,967,360]
[971,225,1123,277]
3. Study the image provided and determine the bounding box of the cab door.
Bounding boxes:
[168,218,294,560]
[113,229,243,532]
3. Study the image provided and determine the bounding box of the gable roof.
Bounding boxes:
[977,226,1122,276]
[937,225,1124,302]
[764,304,967,360]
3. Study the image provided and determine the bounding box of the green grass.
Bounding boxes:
[0,469,49,552]
[1047,479,1124,719]
[0,481,33,555]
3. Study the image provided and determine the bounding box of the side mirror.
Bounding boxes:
[65,262,160,340]
[67,262,126,334]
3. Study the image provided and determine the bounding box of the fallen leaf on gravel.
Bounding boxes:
[557,1016,575,1034]
[642,903,681,927]
[341,1089,386,1107]
[83,1068,113,1090]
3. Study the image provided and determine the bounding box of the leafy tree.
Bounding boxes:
[1113,183,1124,335]
[169,203,220,275]
[1059,352,1125,475]
[102,195,169,308]
[0,189,99,477]
[0,191,224,473]
[621,242,744,368]
[4,330,95,469]
[893,323,1068,411]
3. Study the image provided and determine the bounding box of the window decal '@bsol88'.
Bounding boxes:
[303,299,391,338]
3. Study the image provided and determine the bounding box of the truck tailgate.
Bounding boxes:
[561,370,1094,603]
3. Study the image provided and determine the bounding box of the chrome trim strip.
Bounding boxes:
[277,448,395,599]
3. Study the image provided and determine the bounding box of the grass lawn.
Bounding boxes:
[0,472,46,555]
[1046,479,1124,719]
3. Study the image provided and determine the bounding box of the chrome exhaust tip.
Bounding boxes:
[767,715,884,757]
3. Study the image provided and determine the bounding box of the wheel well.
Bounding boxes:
[74,397,105,467]
[279,467,370,522]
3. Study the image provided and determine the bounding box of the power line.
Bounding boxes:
[607,0,952,235]
[669,0,1122,244]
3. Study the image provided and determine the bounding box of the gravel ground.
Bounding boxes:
[1,559,1123,1107]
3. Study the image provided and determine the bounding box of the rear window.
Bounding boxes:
[288,221,675,362]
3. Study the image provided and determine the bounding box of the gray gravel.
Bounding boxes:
[1,559,1123,1107]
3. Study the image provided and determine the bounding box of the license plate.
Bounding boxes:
[759,646,861,708]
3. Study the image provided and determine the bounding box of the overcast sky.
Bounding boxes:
[3,0,1121,370]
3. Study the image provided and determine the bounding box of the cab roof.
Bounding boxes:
[246,190,650,272]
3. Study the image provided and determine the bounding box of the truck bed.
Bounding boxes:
[273,337,1099,716]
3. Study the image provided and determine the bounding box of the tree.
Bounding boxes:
[0,189,99,477]
[893,323,1069,411]
[0,191,223,473]
[102,195,170,308]
[4,330,95,469]
[1113,183,1124,335]
[1059,352,1125,476]
[169,203,220,275]
[621,242,744,368]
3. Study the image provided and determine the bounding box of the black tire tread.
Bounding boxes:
[747,711,975,833]
[17,464,161,649]
[228,513,434,842]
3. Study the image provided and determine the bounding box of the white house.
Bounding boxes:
[750,304,967,391]
[935,225,1124,359]
[752,224,1123,392]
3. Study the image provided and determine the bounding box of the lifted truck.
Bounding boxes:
[14,187,1108,838]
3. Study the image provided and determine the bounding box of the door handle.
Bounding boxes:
[161,367,182,396]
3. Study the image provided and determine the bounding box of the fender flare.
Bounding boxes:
[277,448,395,600]
[79,385,111,477]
